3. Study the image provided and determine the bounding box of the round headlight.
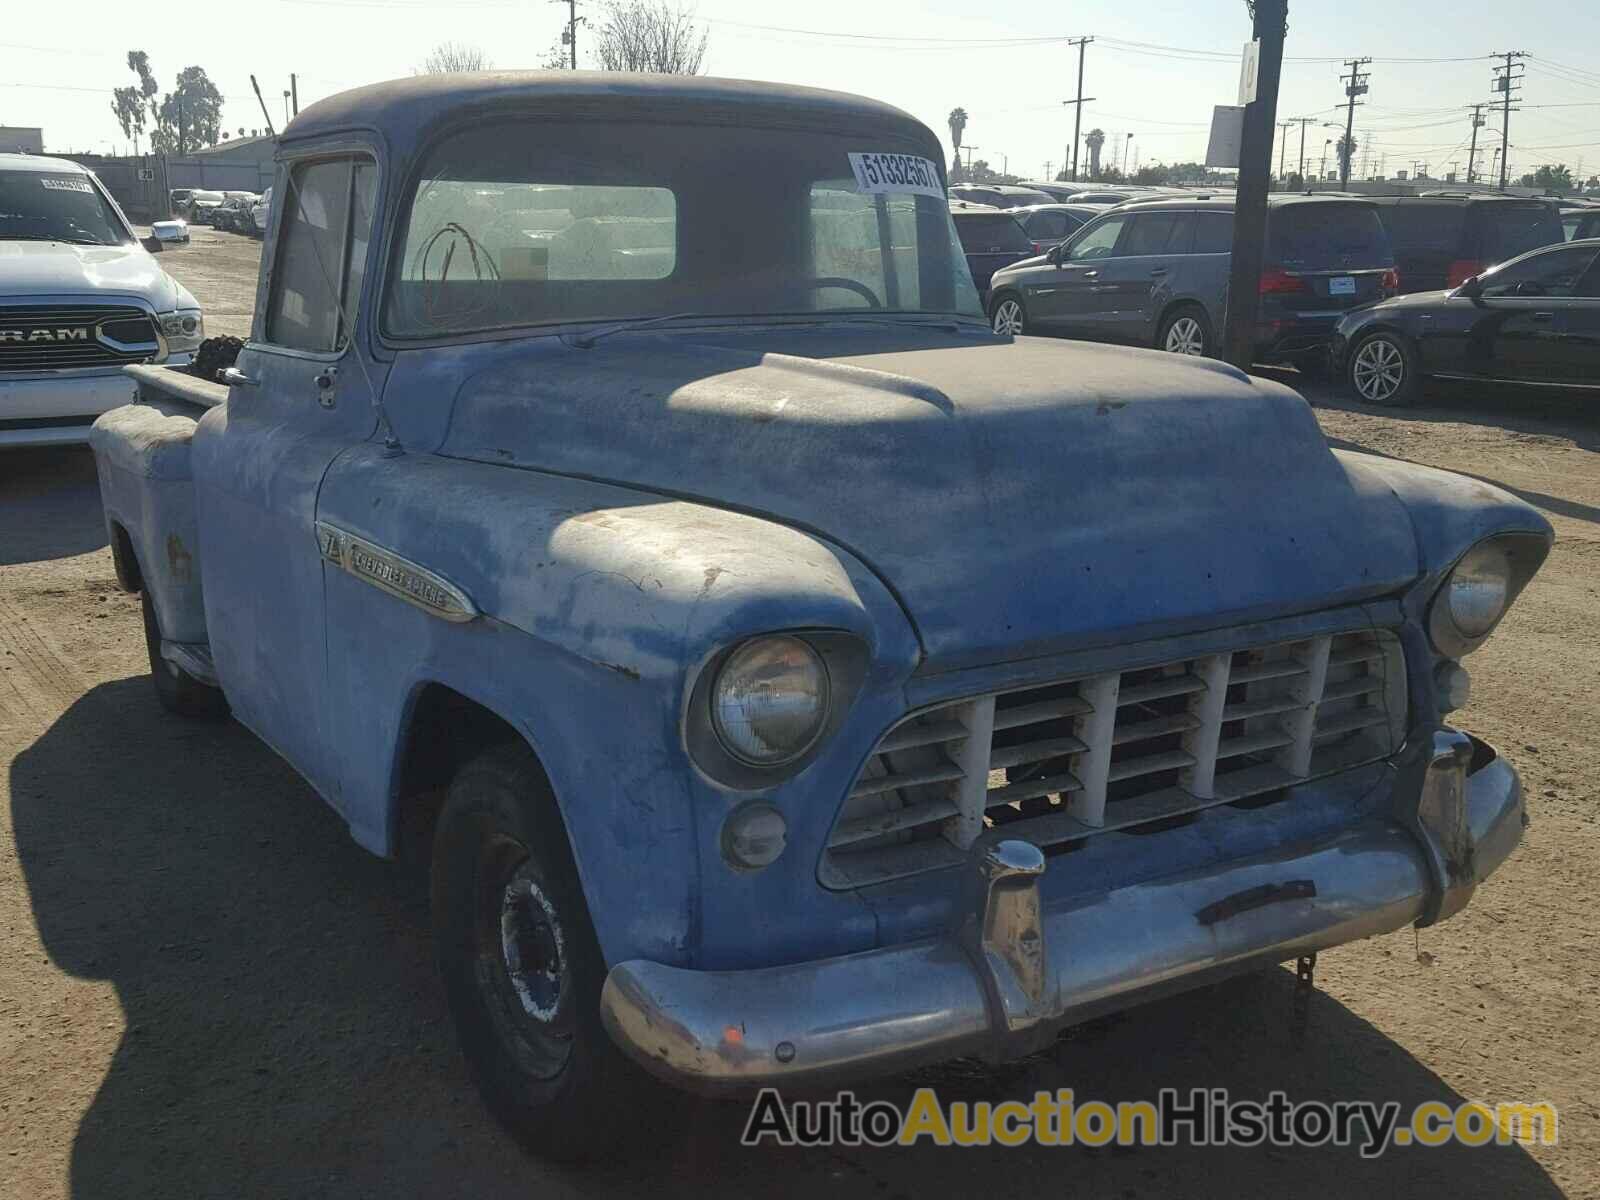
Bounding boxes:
[1446,543,1511,638]
[710,636,830,766]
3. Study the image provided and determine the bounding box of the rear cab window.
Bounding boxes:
[1268,203,1392,270]
[1375,203,1466,254]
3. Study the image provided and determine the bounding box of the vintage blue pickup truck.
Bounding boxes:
[90,73,1551,1158]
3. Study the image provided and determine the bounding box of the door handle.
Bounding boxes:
[1531,312,1555,322]
[220,366,259,387]
[1150,267,1169,277]
[1081,270,1099,279]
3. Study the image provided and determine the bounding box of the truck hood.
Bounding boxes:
[0,240,193,310]
[438,326,1419,670]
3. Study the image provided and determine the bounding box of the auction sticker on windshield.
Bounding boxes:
[847,152,945,200]
[39,177,94,193]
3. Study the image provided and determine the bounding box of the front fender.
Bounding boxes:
[316,446,920,968]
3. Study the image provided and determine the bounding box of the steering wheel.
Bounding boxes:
[807,277,882,308]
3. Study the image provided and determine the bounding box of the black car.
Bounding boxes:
[1010,203,1103,253]
[949,203,1033,302]
[1332,238,1600,406]
[1369,194,1563,294]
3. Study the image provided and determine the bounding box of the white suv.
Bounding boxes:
[1,154,204,447]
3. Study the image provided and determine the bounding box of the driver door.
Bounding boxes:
[191,151,383,805]
[1041,213,1129,336]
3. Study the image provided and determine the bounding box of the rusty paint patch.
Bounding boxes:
[165,533,193,582]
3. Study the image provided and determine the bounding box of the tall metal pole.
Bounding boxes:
[1276,120,1291,184]
[1222,0,1287,370]
[569,0,578,69]
[290,73,299,118]
[1296,117,1308,184]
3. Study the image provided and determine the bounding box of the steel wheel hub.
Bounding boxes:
[499,867,566,1022]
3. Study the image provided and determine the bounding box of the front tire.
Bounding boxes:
[990,293,1027,336]
[141,590,228,718]
[1347,330,1421,407]
[431,743,674,1161]
[1157,305,1213,357]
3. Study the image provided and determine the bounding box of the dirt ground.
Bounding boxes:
[1,229,1596,1199]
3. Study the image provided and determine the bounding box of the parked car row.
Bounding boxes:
[975,184,1596,401]
[167,188,266,234]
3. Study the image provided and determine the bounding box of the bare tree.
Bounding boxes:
[593,1,708,74]
[418,42,494,74]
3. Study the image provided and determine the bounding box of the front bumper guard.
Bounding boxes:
[600,731,1523,1094]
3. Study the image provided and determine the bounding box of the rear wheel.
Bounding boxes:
[990,294,1027,336]
[431,743,676,1161]
[141,590,228,718]
[1157,305,1213,357]
[1348,330,1421,407]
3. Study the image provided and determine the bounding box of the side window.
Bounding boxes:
[1120,212,1181,257]
[1164,212,1196,255]
[1066,215,1127,261]
[265,156,377,353]
[1192,212,1233,254]
[1479,246,1600,298]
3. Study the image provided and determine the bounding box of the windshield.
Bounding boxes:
[1268,203,1392,270]
[0,170,131,246]
[385,119,981,338]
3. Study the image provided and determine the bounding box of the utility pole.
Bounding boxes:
[1276,120,1292,184]
[1491,51,1525,190]
[290,73,299,118]
[1337,56,1371,188]
[1123,134,1134,177]
[1290,116,1315,185]
[1465,102,1485,185]
[1062,37,1094,182]
[554,0,583,68]
[1222,0,1287,370]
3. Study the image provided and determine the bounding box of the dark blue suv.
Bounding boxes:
[986,194,1398,369]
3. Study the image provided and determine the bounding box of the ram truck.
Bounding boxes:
[1,153,204,447]
[90,73,1551,1160]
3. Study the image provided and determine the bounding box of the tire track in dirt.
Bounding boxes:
[0,594,87,732]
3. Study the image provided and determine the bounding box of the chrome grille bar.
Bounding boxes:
[820,628,1408,890]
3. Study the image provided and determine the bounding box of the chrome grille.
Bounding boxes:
[821,629,1406,889]
[0,304,158,372]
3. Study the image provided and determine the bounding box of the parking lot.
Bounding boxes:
[2,227,1598,1198]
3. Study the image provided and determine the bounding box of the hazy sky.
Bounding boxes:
[7,0,1600,184]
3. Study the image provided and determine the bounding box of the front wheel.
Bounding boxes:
[1157,306,1213,357]
[991,294,1027,336]
[431,743,676,1161]
[1347,330,1421,407]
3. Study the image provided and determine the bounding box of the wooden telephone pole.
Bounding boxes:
[1222,0,1287,370]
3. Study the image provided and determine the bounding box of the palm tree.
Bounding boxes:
[947,108,968,171]
[1336,134,1357,182]
[1085,128,1106,180]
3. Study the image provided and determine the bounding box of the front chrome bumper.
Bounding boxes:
[600,731,1524,1095]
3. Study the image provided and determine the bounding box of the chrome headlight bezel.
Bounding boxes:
[158,308,205,355]
[684,630,868,792]
[1427,532,1550,659]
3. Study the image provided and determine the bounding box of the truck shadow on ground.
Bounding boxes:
[0,448,107,566]
[12,679,1563,1200]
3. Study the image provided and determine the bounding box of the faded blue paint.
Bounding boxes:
[90,74,1554,979]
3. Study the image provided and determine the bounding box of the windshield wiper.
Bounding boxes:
[563,312,717,349]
